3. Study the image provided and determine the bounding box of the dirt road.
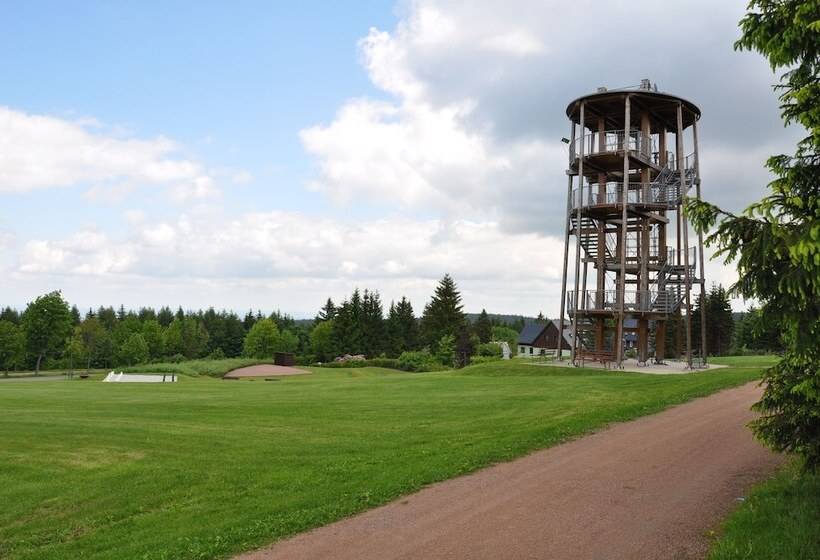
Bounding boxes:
[237,382,783,560]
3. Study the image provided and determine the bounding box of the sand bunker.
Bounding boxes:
[223,364,310,379]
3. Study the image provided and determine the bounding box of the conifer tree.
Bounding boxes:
[687,0,820,469]
[316,298,336,322]
[386,297,418,356]
[360,290,384,357]
[473,309,492,343]
[421,274,465,350]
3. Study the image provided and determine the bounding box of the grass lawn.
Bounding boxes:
[0,360,765,559]
[708,355,781,368]
[709,461,820,559]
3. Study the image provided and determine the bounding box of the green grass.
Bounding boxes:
[708,355,781,368]
[119,358,267,377]
[709,461,820,559]
[0,360,765,559]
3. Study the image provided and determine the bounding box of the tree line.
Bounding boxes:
[0,274,521,375]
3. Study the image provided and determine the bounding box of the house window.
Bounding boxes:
[529,347,533,355]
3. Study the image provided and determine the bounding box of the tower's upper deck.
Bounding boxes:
[566,82,701,133]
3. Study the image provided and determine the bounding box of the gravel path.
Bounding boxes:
[236,381,783,560]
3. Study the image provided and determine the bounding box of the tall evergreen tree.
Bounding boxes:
[421,274,465,350]
[332,298,354,354]
[360,290,384,357]
[242,309,257,331]
[0,306,20,324]
[70,305,81,326]
[157,306,174,327]
[699,284,734,357]
[316,298,336,322]
[473,309,492,343]
[385,297,418,357]
[97,306,117,330]
[138,307,157,322]
[201,308,226,355]
[223,312,246,358]
[687,0,820,469]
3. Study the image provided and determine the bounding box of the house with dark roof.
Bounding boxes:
[517,321,572,357]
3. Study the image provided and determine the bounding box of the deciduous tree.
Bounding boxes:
[21,291,73,375]
[0,320,24,375]
[243,319,281,358]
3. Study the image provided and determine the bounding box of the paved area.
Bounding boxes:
[223,364,310,379]
[544,358,727,374]
[236,382,782,560]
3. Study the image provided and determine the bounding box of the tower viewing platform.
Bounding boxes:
[556,80,708,369]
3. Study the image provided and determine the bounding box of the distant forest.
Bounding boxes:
[0,274,537,374]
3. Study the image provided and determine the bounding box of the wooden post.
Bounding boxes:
[638,111,651,363]
[557,121,577,360]
[655,126,668,363]
[693,120,708,363]
[616,95,630,367]
[571,103,586,364]
[677,103,693,369]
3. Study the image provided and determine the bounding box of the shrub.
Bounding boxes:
[314,358,401,370]
[397,350,442,372]
[477,342,502,357]
[436,334,455,366]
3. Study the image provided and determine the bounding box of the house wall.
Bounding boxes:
[544,324,572,350]
[518,344,548,357]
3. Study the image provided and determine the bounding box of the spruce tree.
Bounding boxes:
[474,309,492,343]
[157,306,174,327]
[421,274,465,350]
[360,290,384,357]
[687,0,820,469]
[386,297,418,356]
[316,298,336,322]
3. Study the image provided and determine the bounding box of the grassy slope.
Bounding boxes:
[0,361,763,559]
[709,462,820,559]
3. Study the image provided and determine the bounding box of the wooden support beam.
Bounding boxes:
[570,103,586,364]
[616,95,630,368]
[557,121,577,361]
[677,103,694,369]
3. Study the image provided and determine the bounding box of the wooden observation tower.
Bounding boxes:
[556,80,708,369]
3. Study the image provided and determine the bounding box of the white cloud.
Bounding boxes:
[301,0,798,237]
[11,212,565,315]
[0,106,222,201]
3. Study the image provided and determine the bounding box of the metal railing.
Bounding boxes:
[663,246,698,268]
[570,182,681,209]
[668,152,696,172]
[570,129,656,162]
[567,289,682,314]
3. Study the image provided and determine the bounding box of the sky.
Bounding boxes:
[0,0,803,318]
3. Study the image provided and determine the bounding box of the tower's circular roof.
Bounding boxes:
[566,87,701,131]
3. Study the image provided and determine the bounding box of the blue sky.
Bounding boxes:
[0,1,800,317]
[1,1,396,237]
